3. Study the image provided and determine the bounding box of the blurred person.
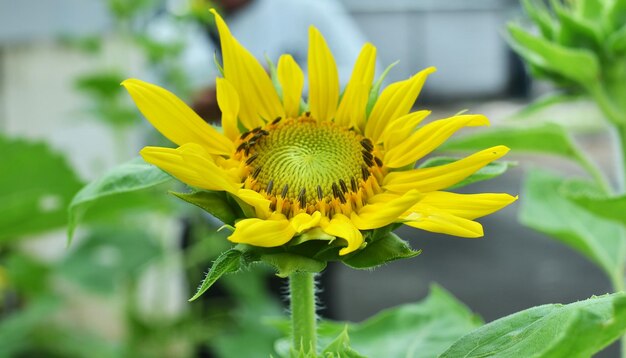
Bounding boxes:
[150,0,371,121]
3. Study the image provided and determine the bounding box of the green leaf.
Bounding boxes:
[508,23,600,84]
[552,1,602,50]
[608,25,626,55]
[189,249,243,301]
[170,190,240,225]
[440,122,582,162]
[59,227,162,294]
[607,0,626,33]
[522,0,556,39]
[519,169,626,281]
[418,158,514,189]
[510,92,583,120]
[440,292,626,358]
[342,232,421,269]
[565,191,626,227]
[67,157,173,241]
[271,285,481,358]
[320,285,481,358]
[573,0,604,20]
[259,252,326,278]
[322,326,366,358]
[0,136,84,242]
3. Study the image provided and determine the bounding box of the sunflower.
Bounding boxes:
[122,10,516,257]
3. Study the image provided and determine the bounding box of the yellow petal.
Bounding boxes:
[216,78,240,141]
[141,144,241,193]
[277,54,304,118]
[235,188,272,219]
[416,192,518,220]
[365,67,436,143]
[308,26,339,122]
[290,211,322,233]
[384,146,509,193]
[122,79,233,155]
[351,190,423,230]
[228,214,296,247]
[380,110,431,150]
[384,114,490,168]
[335,43,377,129]
[321,214,364,256]
[211,10,284,129]
[402,206,484,238]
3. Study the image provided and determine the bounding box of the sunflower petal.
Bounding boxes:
[416,192,518,220]
[365,67,436,143]
[321,214,364,255]
[384,114,490,168]
[277,54,304,118]
[381,110,431,150]
[291,211,323,233]
[335,43,377,129]
[122,79,233,155]
[402,206,484,238]
[228,214,296,247]
[216,78,240,141]
[351,190,423,230]
[211,9,284,129]
[141,144,240,193]
[308,26,339,122]
[236,188,272,219]
[384,146,509,193]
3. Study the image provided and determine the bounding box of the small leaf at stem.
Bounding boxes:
[189,249,242,301]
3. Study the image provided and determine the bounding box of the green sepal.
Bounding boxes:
[342,232,420,269]
[67,157,173,243]
[214,51,224,77]
[440,292,626,358]
[259,252,327,278]
[170,190,240,225]
[188,248,243,301]
[321,326,366,358]
[366,61,398,117]
[419,157,515,189]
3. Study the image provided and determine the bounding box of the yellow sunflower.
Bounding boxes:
[122,10,516,257]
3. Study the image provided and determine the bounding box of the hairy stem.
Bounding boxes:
[289,272,317,355]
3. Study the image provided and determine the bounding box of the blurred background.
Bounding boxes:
[0,0,617,356]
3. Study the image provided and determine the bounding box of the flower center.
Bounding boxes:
[236,115,384,218]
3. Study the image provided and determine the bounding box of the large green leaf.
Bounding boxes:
[0,136,84,242]
[440,292,626,358]
[519,169,626,281]
[59,227,162,294]
[440,122,584,164]
[67,157,173,240]
[272,285,481,358]
[508,24,600,84]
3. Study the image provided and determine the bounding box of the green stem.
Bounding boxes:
[289,272,317,355]
[572,145,613,195]
[616,124,626,195]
